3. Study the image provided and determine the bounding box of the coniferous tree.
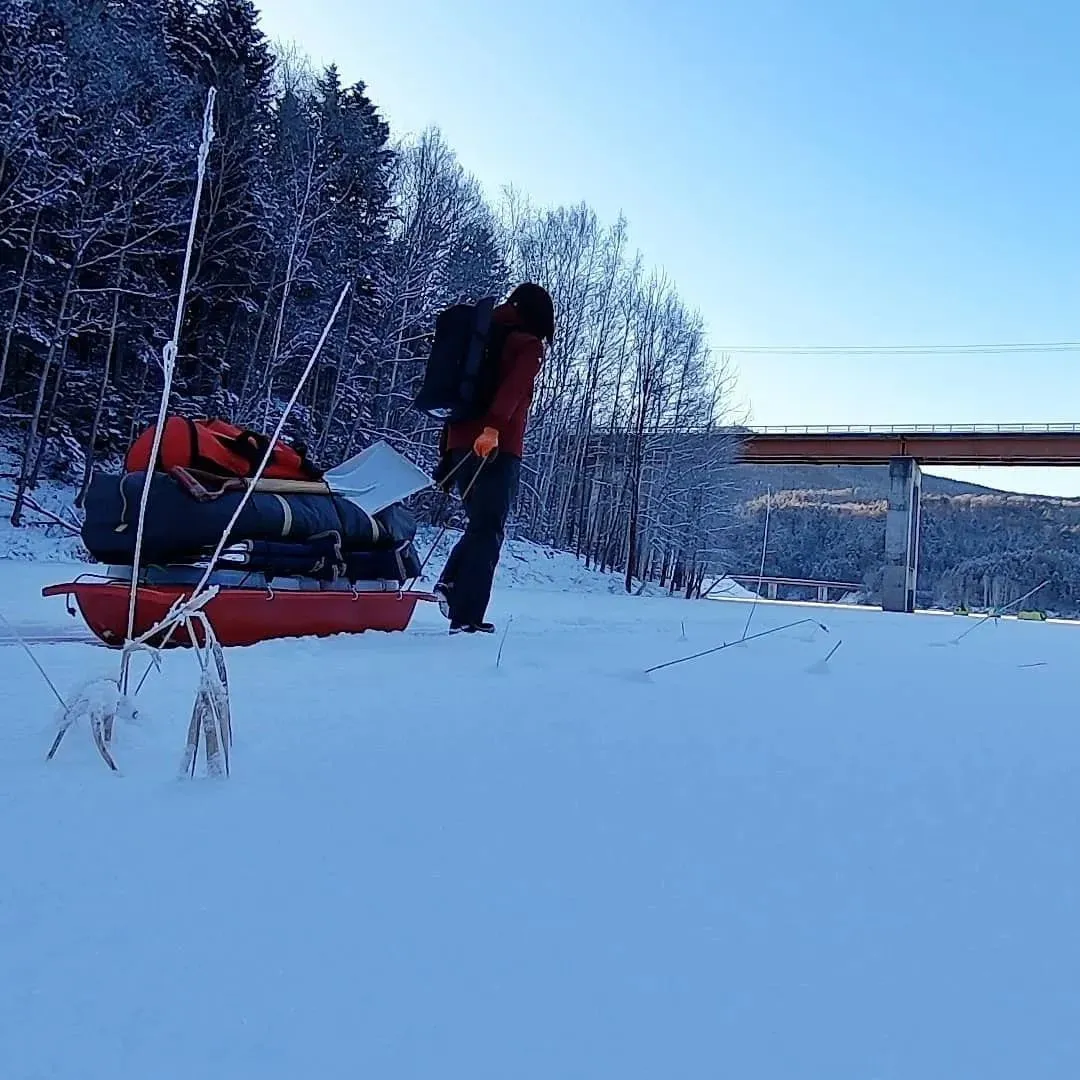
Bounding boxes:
[163,0,275,393]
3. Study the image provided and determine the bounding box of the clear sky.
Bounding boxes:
[254,0,1080,497]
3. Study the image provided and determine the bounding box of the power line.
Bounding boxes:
[716,342,1080,356]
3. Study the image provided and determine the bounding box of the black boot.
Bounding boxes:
[449,620,496,636]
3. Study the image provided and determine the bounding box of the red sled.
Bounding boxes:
[42,579,436,649]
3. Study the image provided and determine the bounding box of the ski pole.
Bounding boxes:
[409,452,491,588]
[950,579,1050,644]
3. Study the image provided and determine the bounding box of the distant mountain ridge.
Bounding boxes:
[724,464,1080,615]
[730,463,1040,502]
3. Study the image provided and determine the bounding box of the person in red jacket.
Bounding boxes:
[434,283,554,634]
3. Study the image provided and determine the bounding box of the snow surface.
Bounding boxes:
[0,449,88,564]
[3,553,1080,1079]
[2,458,1074,1076]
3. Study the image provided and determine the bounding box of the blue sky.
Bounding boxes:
[254,0,1080,496]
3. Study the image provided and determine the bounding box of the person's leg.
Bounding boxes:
[435,450,473,606]
[448,453,520,629]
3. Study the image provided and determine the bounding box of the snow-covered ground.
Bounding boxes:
[1,459,1075,1076]
[3,549,1079,1078]
[0,449,88,564]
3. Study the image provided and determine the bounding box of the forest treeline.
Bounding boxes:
[1,0,736,594]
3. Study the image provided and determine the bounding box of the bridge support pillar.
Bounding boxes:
[767,581,778,600]
[882,456,922,613]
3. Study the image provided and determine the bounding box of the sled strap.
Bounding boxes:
[171,466,332,502]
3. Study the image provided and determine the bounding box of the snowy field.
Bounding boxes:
[2,552,1079,1080]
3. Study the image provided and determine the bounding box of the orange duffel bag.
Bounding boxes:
[125,417,323,482]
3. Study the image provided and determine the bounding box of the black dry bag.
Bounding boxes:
[412,297,504,423]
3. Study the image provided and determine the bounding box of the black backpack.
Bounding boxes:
[413,298,511,423]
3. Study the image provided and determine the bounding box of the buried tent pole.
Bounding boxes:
[740,485,772,642]
[947,579,1050,646]
[45,89,217,760]
[124,281,354,663]
[407,452,490,589]
[183,283,352,607]
[10,594,130,772]
[95,284,353,779]
[496,615,515,669]
[807,638,844,675]
[0,608,67,712]
[123,88,217,671]
[644,617,829,676]
[118,280,352,696]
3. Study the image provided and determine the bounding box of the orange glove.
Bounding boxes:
[474,427,499,458]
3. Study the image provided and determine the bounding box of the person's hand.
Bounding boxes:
[474,427,499,458]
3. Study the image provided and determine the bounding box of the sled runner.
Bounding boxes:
[43,575,438,649]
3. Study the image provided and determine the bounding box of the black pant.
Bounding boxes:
[437,450,521,625]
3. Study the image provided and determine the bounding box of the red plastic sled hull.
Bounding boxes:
[42,581,434,649]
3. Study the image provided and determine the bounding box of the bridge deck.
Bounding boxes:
[729,575,862,590]
[740,426,1080,465]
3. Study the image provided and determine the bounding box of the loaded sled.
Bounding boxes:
[44,424,439,649]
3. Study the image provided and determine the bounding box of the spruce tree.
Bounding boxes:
[163,0,276,393]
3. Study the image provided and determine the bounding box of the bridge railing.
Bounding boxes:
[750,423,1080,435]
[729,575,863,589]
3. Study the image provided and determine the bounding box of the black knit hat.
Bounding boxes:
[508,283,555,344]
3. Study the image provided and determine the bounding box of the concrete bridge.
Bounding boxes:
[740,424,1080,465]
[736,424,1080,614]
[729,575,863,604]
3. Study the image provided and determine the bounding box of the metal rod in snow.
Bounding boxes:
[997,578,1050,615]
[952,578,1051,643]
[496,615,514,668]
[822,640,842,664]
[123,87,217,651]
[741,485,771,641]
[123,281,353,651]
[0,607,67,709]
[408,453,488,589]
[644,616,828,676]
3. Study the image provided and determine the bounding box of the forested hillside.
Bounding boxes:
[725,465,1080,615]
[1,0,732,595]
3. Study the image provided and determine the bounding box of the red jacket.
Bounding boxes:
[444,303,543,460]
